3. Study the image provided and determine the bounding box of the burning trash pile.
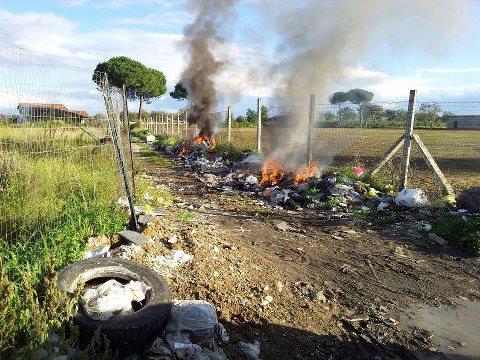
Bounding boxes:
[156,136,417,214]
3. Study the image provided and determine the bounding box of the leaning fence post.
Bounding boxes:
[227,106,232,142]
[256,98,262,153]
[400,90,417,190]
[306,94,316,164]
[121,85,135,196]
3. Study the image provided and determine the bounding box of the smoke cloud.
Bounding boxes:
[264,0,468,163]
[181,0,238,137]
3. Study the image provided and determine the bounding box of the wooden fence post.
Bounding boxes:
[177,113,180,135]
[184,111,188,137]
[306,94,316,164]
[400,90,417,190]
[227,106,232,142]
[256,98,262,153]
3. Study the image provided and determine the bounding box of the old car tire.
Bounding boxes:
[58,258,172,354]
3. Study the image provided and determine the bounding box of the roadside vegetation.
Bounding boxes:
[0,125,128,357]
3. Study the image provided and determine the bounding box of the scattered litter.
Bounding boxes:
[395,189,429,208]
[238,341,261,360]
[146,135,156,143]
[84,245,110,259]
[82,279,150,321]
[110,243,144,260]
[352,166,364,178]
[166,300,229,344]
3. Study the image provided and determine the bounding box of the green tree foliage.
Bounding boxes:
[170,83,188,101]
[338,107,358,123]
[93,57,167,122]
[346,88,374,105]
[329,91,349,105]
[416,103,443,127]
[362,103,386,120]
[233,106,269,127]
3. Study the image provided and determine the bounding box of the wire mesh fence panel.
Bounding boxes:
[0,40,133,277]
[312,100,480,197]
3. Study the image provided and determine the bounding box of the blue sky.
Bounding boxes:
[0,0,479,115]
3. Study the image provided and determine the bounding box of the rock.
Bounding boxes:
[309,290,327,303]
[118,230,151,245]
[275,220,290,232]
[428,233,448,246]
[138,214,154,226]
[260,295,273,306]
[238,341,261,360]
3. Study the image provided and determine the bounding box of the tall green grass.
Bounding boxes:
[0,125,128,355]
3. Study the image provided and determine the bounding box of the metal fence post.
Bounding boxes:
[400,90,417,190]
[121,85,135,196]
[102,77,138,230]
[257,98,262,153]
[227,105,232,141]
[306,94,316,164]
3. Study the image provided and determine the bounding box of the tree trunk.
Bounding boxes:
[138,95,143,123]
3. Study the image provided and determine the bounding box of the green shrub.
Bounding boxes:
[154,134,181,147]
[432,214,480,256]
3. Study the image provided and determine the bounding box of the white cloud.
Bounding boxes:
[415,67,480,74]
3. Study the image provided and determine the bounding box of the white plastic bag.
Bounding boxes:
[82,280,150,321]
[395,189,429,208]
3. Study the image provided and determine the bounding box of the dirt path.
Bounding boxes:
[131,147,480,360]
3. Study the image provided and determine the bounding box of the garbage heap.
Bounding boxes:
[160,141,431,213]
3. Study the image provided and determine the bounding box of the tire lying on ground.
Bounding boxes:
[58,258,172,354]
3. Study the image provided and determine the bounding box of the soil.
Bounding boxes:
[129,145,480,360]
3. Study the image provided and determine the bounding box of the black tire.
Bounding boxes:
[58,258,172,354]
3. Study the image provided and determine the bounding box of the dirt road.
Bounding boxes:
[132,148,480,360]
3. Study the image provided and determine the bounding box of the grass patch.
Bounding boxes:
[138,149,172,168]
[432,214,480,256]
[181,211,196,225]
[155,134,181,147]
[0,125,127,356]
[135,176,175,207]
[215,140,251,161]
[353,208,397,225]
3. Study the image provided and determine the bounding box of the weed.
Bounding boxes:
[155,134,181,147]
[181,211,196,224]
[432,214,480,256]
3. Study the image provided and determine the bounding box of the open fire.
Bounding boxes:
[178,130,217,157]
[259,158,319,187]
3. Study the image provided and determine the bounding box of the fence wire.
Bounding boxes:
[0,40,132,268]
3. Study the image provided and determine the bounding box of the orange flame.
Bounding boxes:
[178,132,216,156]
[193,133,217,150]
[259,158,286,186]
[294,162,319,184]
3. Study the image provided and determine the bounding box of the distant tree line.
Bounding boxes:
[325,89,449,129]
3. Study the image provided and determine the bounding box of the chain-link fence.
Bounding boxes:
[214,96,480,197]
[0,39,136,351]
